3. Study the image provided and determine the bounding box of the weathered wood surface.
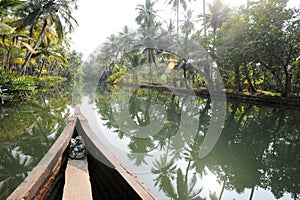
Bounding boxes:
[62,159,92,200]
[8,106,158,200]
[7,117,76,200]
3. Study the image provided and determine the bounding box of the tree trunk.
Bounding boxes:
[234,64,242,92]
[246,75,256,94]
[249,186,255,200]
[38,58,45,77]
[203,0,207,36]
[177,2,180,36]
[283,67,291,97]
[148,50,153,83]
[21,19,48,75]
[218,181,225,200]
[6,49,10,72]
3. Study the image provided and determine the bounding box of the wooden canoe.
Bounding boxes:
[7,107,158,200]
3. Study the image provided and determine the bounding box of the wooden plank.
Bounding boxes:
[62,159,93,200]
[7,117,76,200]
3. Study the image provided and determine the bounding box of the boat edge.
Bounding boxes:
[7,116,76,200]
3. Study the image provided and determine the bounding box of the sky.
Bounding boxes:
[70,0,142,59]
[70,0,299,60]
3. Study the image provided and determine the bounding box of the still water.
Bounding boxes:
[88,83,300,200]
[0,83,299,199]
[0,87,72,199]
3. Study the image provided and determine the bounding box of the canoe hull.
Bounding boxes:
[7,108,158,200]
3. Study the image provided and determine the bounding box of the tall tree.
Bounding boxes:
[203,0,207,36]
[165,0,191,35]
[136,0,158,28]
[208,0,231,34]
[246,1,300,96]
[181,9,197,36]
[13,0,78,74]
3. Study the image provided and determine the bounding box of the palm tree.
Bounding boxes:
[0,25,33,73]
[166,19,177,37]
[181,9,197,36]
[118,25,135,53]
[207,0,231,35]
[157,166,203,200]
[13,0,78,74]
[198,0,231,35]
[136,0,158,28]
[0,0,23,22]
[131,23,171,83]
[165,0,191,35]
[124,52,146,84]
[151,153,177,191]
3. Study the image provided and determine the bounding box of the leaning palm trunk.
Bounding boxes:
[203,0,207,36]
[1,51,5,71]
[6,49,10,72]
[21,20,48,75]
[177,2,179,35]
[148,50,153,83]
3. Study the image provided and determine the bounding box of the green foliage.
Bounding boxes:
[0,0,81,83]
[203,0,300,96]
[89,0,299,98]
[0,85,12,103]
[0,72,67,103]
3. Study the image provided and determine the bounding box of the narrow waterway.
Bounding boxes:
[0,83,299,199]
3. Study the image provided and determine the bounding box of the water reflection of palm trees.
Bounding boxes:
[95,84,300,199]
[152,150,204,200]
[0,86,71,199]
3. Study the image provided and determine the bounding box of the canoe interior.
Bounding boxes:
[41,126,143,200]
[75,118,144,199]
[39,148,68,200]
[88,154,142,200]
[8,109,157,200]
[34,127,79,200]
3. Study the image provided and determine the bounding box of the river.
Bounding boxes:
[0,83,299,199]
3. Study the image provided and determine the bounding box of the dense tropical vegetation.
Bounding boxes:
[0,0,82,103]
[85,0,299,99]
[84,1,300,198]
[0,0,299,199]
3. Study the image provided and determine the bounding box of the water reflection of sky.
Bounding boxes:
[79,95,298,200]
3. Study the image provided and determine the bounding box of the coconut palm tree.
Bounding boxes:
[0,24,33,73]
[118,25,135,53]
[0,0,23,22]
[165,0,191,35]
[181,9,197,36]
[209,0,231,34]
[134,0,170,83]
[124,52,146,84]
[136,0,158,28]
[13,0,78,74]
[199,0,231,35]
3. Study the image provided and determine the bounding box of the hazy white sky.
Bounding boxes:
[70,0,298,59]
[70,0,141,59]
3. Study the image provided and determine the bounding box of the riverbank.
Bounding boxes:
[115,83,300,109]
[0,73,67,104]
